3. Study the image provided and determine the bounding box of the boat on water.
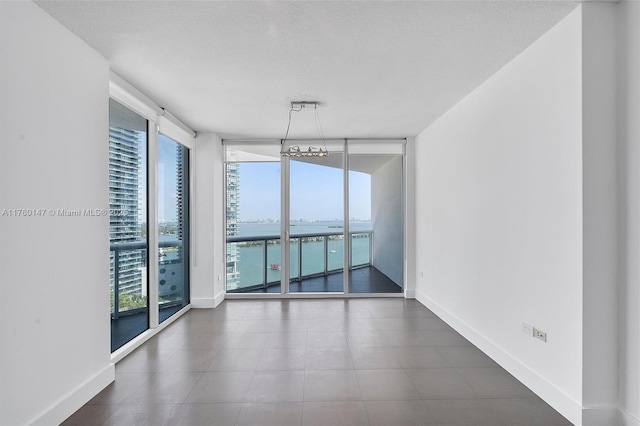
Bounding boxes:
[270,263,281,270]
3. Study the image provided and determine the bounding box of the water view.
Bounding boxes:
[229,220,372,290]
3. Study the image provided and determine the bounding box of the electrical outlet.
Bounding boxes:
[533,327,547,342]
[522,322,533,336]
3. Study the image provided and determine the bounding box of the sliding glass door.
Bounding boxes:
[288,142,345,292]
[109,99,149,351]
[348,144,404,293]
[157,134,190,322]
[225,144,281,293]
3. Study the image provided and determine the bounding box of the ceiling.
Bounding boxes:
[36,1,578,139]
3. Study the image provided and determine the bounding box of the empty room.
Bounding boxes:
[1,1,639,425]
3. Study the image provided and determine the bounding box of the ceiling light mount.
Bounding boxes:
[291,101,320,110]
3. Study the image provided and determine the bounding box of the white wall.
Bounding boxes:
[617,1,640,423]
[0,2,113,425]
[191,132,226,308]
[580,4,619,423]
[404,138,416,298]
[372,155,404,287]
[414,7,584,424]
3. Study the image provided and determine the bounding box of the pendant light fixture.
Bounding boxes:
[280,101,329,158]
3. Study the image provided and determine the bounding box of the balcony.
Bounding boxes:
[110,240,187,351]
[226,231,402,293]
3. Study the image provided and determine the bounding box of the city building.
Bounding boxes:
[226,161,240,290]
[1,1,639,426]
[176,145,185,243]
[108,124,145,296]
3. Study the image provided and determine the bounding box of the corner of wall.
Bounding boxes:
[582,407,637,426]
[618,409,640,426]
[581,0,620,411]
[191,132,225,307]
[191,292,225,309]
[404,137,416,298]
[615,0,640,422]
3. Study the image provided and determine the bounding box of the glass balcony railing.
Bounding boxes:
[226,231,372,292]
[110,240,185,319]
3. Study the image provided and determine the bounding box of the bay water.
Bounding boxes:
[230,221,372,289]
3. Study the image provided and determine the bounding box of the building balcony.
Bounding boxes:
[225,230,402,294]
[110,239,187,351]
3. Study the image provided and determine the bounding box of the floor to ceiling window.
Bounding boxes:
[348,142,404,293]
[109,92,194,352]
[109,99,149,351]
[289,142,345,293]
[225,144,281,293]
[157,134,190,322]
[224,139,405,295]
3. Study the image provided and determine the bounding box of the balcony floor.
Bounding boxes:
[111,304,183,352]
[244,266,403,293]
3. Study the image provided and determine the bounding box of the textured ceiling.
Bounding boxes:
[36,1,578,139]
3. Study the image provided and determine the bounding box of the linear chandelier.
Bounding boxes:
[281,145,328,158]
[281,101,329,158]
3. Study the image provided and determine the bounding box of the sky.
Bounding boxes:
[237,160,371,221]
[137,135,373,223]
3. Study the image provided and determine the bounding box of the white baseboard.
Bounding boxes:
[214,291,225,307]
[416,290,640,426]
[191,297,216,308]
[582,407,640,425]
[191,292,225,309]
[405,288,416,299]
[582,407,627,426]
[416,290,583,425]
[31,363,115,426]
[618,409,640,426]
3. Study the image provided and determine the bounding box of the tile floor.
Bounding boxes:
[64,299,572,426]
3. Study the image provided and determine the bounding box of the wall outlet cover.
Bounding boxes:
[522,322,533,336]
[533,327,547,342]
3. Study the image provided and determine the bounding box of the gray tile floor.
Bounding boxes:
[63,299,572,426]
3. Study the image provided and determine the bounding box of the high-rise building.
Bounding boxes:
[109,126,145,295]
[156,141,187,301]
[226,161,240,289]
[176,144,185,244]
